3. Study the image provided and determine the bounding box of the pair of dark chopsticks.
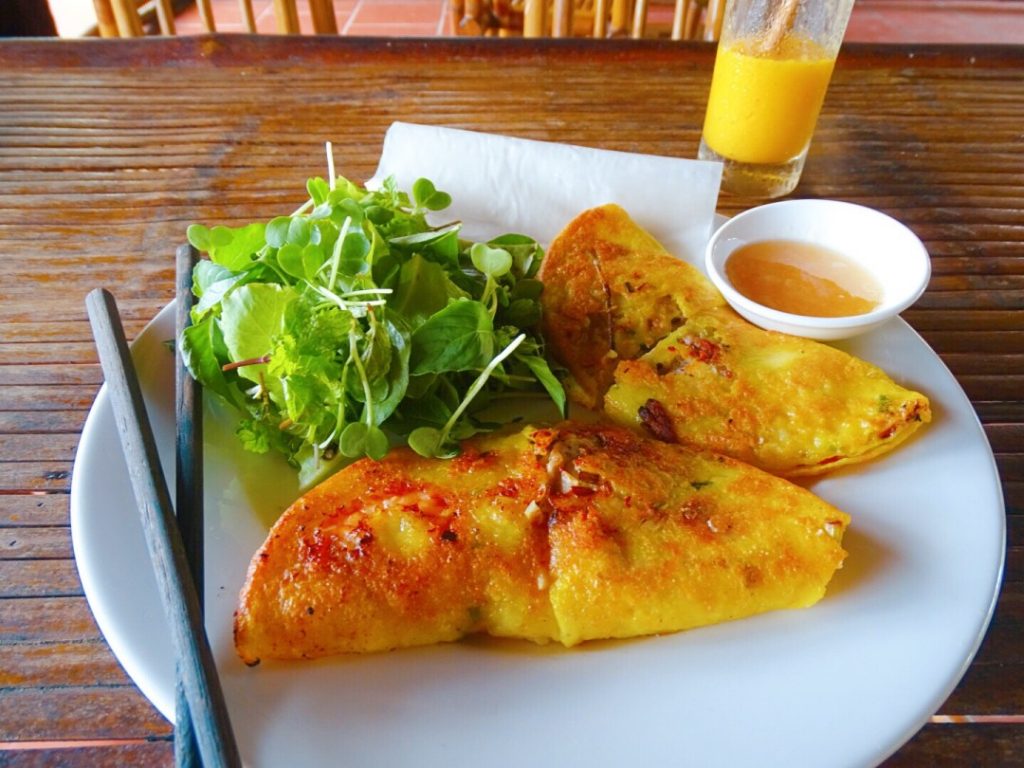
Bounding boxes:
[85,245,241,768]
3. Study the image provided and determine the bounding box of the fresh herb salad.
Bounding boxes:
[182,163,565,487]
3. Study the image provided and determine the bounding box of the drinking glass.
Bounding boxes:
[698,0,856,198]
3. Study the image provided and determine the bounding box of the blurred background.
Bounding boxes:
[36,0,1024,42]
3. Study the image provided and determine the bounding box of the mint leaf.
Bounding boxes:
[368,314,410,425]
[337,230,371,278]
[181,315,245,408]
[518,353,567,416]
[390,254,468,328]
[410,300,494,375]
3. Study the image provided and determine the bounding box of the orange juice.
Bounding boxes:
[702,36,836,165]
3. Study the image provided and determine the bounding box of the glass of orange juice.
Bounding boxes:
[698,0,856,198]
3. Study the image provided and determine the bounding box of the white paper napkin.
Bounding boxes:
[370,122,722,267]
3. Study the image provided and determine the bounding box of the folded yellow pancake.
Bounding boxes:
[234,423,848,662]
[540,204,931,477]
[604,309,931,476]
[538,204,725,408]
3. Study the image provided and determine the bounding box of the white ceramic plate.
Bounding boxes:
[71,301,1005,768]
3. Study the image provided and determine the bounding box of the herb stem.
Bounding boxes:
[313,284,387,313]
[326,141,337,191]
[317,392,347,450]
[440,333,525,439]
[290,199,314,217]
[222,354,271,372]
[342,288,393,298]
[328,216,352,293]
[348,324,375,427]
[479,277,495,315]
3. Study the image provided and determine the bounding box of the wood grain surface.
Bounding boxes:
[0,36,1020,767]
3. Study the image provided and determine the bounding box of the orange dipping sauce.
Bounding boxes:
[725,240,882,318]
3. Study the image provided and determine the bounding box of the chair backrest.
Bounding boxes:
[452,0,725,40]
[91,0,338,36]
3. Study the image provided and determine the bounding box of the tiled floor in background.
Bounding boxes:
[47,0,452,36]
[47,0,1024,43]
[171,0,455,37]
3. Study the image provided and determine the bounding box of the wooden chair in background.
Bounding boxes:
[2,0,58,35]
[452,0,725,40]
[90,0,338,36]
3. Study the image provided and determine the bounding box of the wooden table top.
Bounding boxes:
[0,36,1020,767]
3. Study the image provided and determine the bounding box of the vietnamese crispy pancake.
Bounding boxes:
[604,308,931,476]
[234,423,848,662]
[538,204,725,408]
[540,205,931,477]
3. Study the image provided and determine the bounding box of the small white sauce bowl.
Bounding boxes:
[704,199,931,341]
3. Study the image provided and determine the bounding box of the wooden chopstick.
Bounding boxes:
[175,243,205,768]
[86,288,242,768]
[175,244,205,604]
